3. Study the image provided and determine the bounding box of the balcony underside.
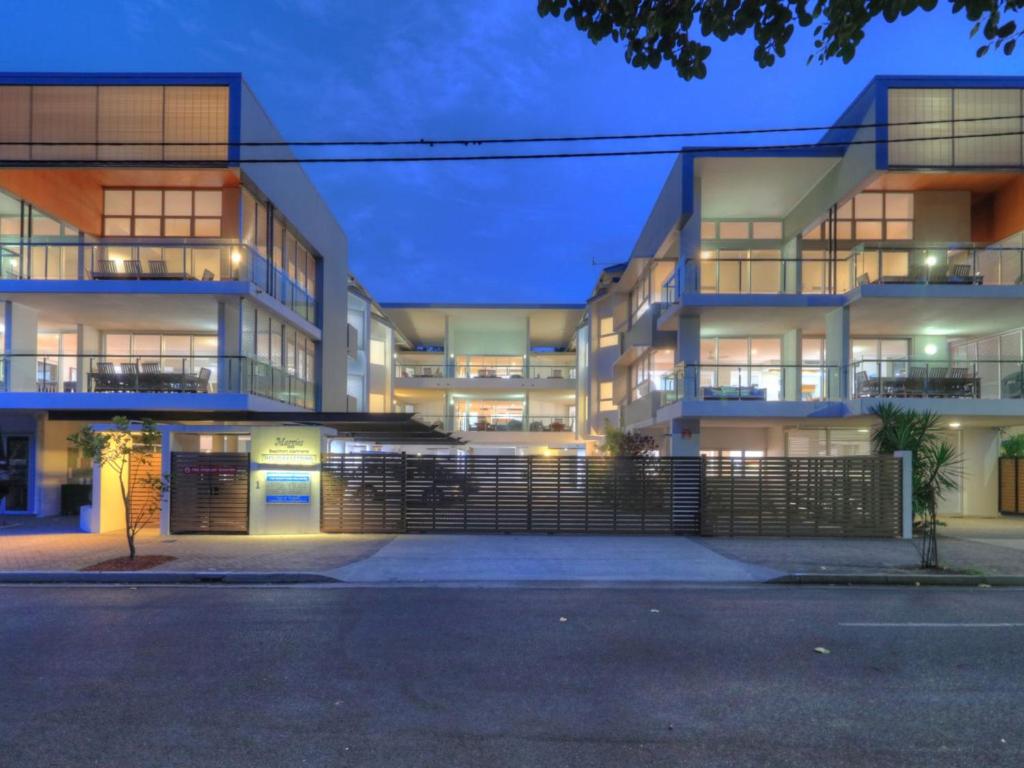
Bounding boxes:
[0,391,309,412]
[655,397,1024,423]
[395,376,575,391]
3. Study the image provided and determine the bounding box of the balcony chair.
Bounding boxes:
[91,361,120,392]
[856,273,871,286]
[122,260,143,277]
[945,263,983,284]
[854,370,879,397]
[181,367,212,393]
[92,259,120,279]
[947,367,977,398]
[146,260,190,280]
[201,269,215,281]
[548,369,564,379]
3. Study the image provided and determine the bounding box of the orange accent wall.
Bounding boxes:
[0,168,240,237]
[972,175,1024,244]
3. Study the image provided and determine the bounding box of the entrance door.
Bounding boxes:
[169,453,250,534]
[3,436,30,512]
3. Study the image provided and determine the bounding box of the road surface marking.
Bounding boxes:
[841,622,1024,628]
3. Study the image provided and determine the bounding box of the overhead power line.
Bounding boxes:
[0,112,1023,149]
[9,124,1024,165]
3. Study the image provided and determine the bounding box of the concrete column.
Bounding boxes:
[78,324,100,393]
[825,306,850,400]
[444,315,453,377]
[679,210,701,294]
[782,328,802,401]
[676,315,700,400]
[217,300,241,393]
[4,301,38,392]
[669,417,701,457]
[782,238,800,294]
[958,427,1000,518]
[895,450,913,539]
[159,429,173,535]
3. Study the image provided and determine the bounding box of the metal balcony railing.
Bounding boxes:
[0,238,318,323]
[0,354,316,408]
[412,414,575,433]
[395,364,576,381]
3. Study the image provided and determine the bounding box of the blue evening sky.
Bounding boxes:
[1,1,1021,303]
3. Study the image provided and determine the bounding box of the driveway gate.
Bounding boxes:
[320,454,701,534]
[169,452,250,534]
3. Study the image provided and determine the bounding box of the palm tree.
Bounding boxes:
[869,403,962,569]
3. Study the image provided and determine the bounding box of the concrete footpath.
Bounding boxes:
[325,535,782,583]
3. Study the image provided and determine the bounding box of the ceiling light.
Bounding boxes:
[924,255,937,267]
[924,344,938,356]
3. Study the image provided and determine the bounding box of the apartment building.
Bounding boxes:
[0,73,350,524]
[382,304,585,456]
[605,75,1024,517]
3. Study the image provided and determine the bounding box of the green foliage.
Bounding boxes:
[537,1,1022,80]
[869,403,962,568]
[600,422,658,457]
[69,417,166,559]
[1001,432,1024,457]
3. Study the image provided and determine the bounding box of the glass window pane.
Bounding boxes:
[855,221,883,241]
[886,192,913,219]
[837,200,853,220]
[193,190,222,217]
[193,336,217,356]
[104,189,132,216]
[161,335,191,357]
[751,221,782,239]
[134,218,161,237]
[134,190,163,216]
[835,221,852,239]
[700,221,716,239]
[193,218,221,237]
[886,220,913,240]
[133,335,161,356]
[164,190,192,217]
[855,193,883,219]
[104,217,131,236]
[105,334,131,355]
[717,338,747,364]
[164,218,191,237]
[718,221,749,239]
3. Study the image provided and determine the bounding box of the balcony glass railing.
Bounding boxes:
[852,359,1024,400]
[683,245,1024,296]
[413,414,576,433]
[396,364,576,381]
[661,364,841,403]
[0,354,315,408]
[659,359,1024,403]
[0,238,318,323]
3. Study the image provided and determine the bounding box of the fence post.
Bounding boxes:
[400,452,408,533]
[895,450,913,539]
[526,455,533,532]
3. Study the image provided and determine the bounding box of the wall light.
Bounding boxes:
[924,254,937,268]
[700,250,713,260]
[924,343,938,356]
[949,422,961,429]
[230,249,242,266]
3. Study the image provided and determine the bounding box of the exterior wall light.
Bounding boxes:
[924,343,938,356]
[925,255,937,267]
[949,422,961,429]
[230,249,242,266]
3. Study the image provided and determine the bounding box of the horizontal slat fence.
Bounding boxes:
[170,452,250,534]
[320,453,702,535]
[701,456,901,537]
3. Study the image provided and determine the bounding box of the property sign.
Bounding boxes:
[265,471,312,504]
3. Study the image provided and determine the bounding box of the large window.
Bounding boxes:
[701,220,783,240]
[700,337,783,400]
[803,192,913,242]
[241,301,317,407]
[629,348,674,400]
[597,316,617,349]
[598,381,615,412]
[103,189,223,237]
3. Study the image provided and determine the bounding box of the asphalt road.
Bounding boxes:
[2,585,1023,768]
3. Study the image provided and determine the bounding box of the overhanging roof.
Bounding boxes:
[44,410,464,445]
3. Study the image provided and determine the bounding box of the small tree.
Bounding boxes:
[1000,432,1024,458]
[600,422,657,457]
[869,404,962,569]
[69,417,166,560]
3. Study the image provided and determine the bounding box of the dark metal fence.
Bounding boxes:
[320,454,701,535]
[170,452,250,534]
[701,456,902,537]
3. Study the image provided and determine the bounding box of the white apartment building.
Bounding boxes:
[592,75,1024,518]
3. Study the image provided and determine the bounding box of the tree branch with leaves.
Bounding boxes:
[538,1,1022,80]
[69,417,167,560]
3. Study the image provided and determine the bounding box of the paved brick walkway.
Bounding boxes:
[0,515,391,572]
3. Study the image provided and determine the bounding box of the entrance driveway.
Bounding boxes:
[326,534,782,583]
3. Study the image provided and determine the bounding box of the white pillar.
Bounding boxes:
[895,450,913,539]
[4,301,38,392]
[825,306,850,400]
[670,417,700,457]
[782,328,802,401]
[958,427,1000,518]
[677,315,700,400]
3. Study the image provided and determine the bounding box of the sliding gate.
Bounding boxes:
[320,454,701,534]
[170,452,250,534]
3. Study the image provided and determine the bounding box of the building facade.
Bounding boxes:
[608,75,1024,518]
[0,73,348,523]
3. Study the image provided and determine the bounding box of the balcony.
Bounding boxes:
[0,238,318,323]
[683,245,1024,296]
[395,363,576,383]
[852,359,1024,400]
[1,354,315,408]
[413,414,575,433]
[622,303,674,350]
